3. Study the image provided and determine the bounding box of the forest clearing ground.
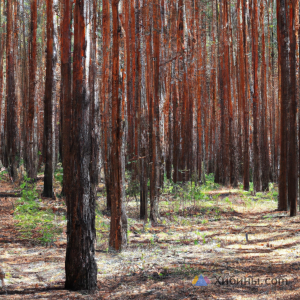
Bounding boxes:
[0,176,299,299]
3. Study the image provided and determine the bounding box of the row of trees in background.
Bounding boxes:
[0,0,299,291]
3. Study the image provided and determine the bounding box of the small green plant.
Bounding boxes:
[20,174,38,202]
[0,169,8,181]
[54,165,63,185]
[14,176,64,245]
[202,173,220,191]
[201,233,207,244]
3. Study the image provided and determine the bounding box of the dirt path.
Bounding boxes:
[0,180,300,299]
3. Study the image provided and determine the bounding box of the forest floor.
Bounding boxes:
[0,171,300,299]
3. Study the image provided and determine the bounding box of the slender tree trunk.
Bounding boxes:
[164,3,172,180]
[210,1,216,177]
[6,0,19,181]
[228,0,238,187]
[0,30,4,158]
[224,0,236,187]
[90,0,100,194]
[298,0,300,212]
[43,0,56,197]
[135,0,146,221]
[61,0,72,197]
[172,1,179,183]
[250,0,261,193]
[260,0,270,191]
[288,0,297,216]
[219,1,228,185]
[196,0,202,183]
[150,0,160,224]
[109,0,128,250]
[26,0,38,180]
[102,0,112,212]
[277,0,288,211]
[241,0,250,190]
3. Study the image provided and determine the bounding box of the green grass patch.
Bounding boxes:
[14,176,64,245]
[54,164,63,185]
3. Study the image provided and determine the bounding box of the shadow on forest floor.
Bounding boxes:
[0,175,300,299]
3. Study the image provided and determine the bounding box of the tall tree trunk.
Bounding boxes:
[6,0,19,181]
[65,0,97,290]
[90,0,100,195]
[61,0,72,197]
[0,29,4,159]
[196,0,202,183]
[172,1,179,183]
[224,0,236,187]
[250,0,261,193]
[26,0,37,180]
[260,0,270,191]
[135,0,147,221]
[43,0,56,197]
[228,0,238,187]
[124,0,132,171]
[288,0,297,216]
[102,0,112,212]
[219,0,229,185]
[298,0,300,212]
[150,0,161,224]
[109,0,128,250]
[277,0,289,211]
[241,0,250,190]
[129,0,136,170]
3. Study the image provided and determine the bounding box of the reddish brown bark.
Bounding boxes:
[202,9,208,182]
[25,0,38,180]
[37,8,46,174]
[61,0,72,196]
[288,0,297,216]
[0,32,4,151]
[6,0,19,180]
[260,0,270,191]
[0,0,6,164]
[124,0,132,169]
[109,0,128,250]
[102,0,112,211]
[43,0,56,197]
[218,1,229,185]
[277,0,288,211]
[241,0,250,190]
[251,0,261,192]
[134,0,146,220]
[224,0,236,187]
[164,3,172,180]
[298,1,300,212]
[196,0,202,182]
[129,0,136,168]
[209,0,217,176]
[171,1,179,183]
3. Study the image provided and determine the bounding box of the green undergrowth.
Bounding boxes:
[162,173,220,204]
[0,169,8,181]
[239,182,278,202]
[54,164,63,185]
[13,175,64,245]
